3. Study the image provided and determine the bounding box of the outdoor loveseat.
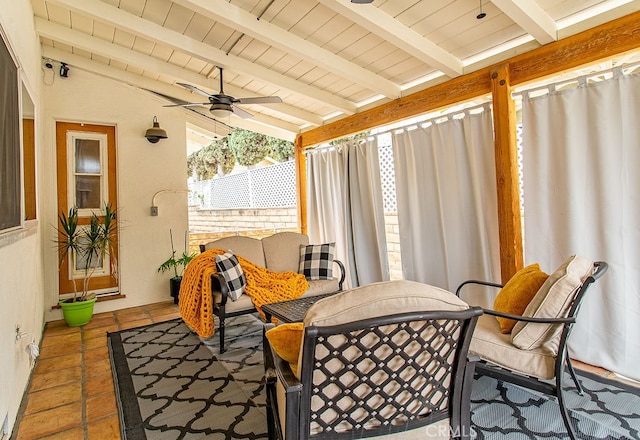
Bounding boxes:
[200,232,345,352]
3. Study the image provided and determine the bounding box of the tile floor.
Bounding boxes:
[12,300,181,440]
[10,300,638,439]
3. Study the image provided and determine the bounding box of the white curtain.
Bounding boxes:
[345,139,389,286]
[522,70,640,381]
[306,140,388,288]
[391,109,500,294]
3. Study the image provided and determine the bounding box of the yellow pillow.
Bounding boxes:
[493,264,549,334]
[265,322,304,372]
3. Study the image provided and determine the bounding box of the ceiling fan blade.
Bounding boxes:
[231,105,254,119]
[177,82,213,98]
[236,96,283,105]
[164,102,210,108]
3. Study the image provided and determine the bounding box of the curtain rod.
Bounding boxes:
[512,60,640,99]
[304,102,492,155]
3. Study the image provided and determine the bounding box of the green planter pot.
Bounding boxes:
[59,297,97,327]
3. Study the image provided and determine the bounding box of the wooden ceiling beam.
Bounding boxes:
[298,10,640,148]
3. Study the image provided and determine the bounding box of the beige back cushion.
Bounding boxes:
[511,255,594,351]
[201,236,266,268]
[262,232,309,273]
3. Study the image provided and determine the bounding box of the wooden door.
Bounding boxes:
[56,122,119,296]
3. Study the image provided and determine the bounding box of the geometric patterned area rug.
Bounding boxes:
[109,314,640,440]
[108,314,266,439]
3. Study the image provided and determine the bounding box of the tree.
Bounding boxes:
[268,136,294,162]
[228,128,271,166]
[188,137,234,179]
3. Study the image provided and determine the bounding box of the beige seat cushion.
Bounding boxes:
[511,255,594,351]
[470,314,556,379]
[262,232,308,273]
[304,279,468,328]
[303,278,340,296]
[202,236,266,267]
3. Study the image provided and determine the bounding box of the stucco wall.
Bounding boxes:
[0,0,45,435]
[41,68,196,319]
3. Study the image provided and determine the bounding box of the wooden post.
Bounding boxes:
[491,64,523,282]
[294,135,308,234]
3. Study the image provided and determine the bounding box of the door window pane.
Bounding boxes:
[75,139,101,173]
[75,175,101,209]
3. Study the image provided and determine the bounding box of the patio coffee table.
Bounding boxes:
[262,292,338,323]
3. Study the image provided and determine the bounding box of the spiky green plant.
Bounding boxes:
[56,203,118,302]
[157,229,197,281]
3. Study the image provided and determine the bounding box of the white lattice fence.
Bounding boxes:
[377,143,397,214]
[189,160,296,209]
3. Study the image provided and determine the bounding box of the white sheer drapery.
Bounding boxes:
[522,70,640,381]
[306,140,388,288]
[391,109,500,294]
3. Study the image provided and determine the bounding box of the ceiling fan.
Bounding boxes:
[167,66,282,119]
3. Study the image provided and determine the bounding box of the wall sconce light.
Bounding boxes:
[145,116,168,143]
[59,62,70,78]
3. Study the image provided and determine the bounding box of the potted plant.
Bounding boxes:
[158,230,196,304]
[56,204,117,326]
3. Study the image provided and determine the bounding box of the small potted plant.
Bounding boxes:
[158,230,196,304]
[55,204,118,326]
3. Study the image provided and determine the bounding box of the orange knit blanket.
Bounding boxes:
[179,248,309,338]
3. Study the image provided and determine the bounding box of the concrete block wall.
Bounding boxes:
[188,205,403,280]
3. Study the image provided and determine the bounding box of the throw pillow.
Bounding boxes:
[299,243,335,280]
[265,322,304,373]
[214,251,247,301]
[493,264,549,334]
[511,255,594,351]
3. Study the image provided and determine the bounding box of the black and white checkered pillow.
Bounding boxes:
[215,251,247,301]
[299,243,335,280]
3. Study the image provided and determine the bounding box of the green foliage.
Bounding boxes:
[157,230,197,280]
[187,129,294,181]
[55,204,118,302]
[268,136,294,162]
[188,138,235,180]
[228,128,271,166]
[328,131,371,145]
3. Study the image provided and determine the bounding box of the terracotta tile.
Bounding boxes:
[85,346,110,363]
[150,310,181,322]
[84,314,117,329]
[86,414,121,440]
[86,392,118,421]
[86,373,114,397]
[39,427,84,439]
[85,358,112,378]
[40,332,82,349]
[38,340,83,359]
[45,319,69,330]
[24,383,81,415]
[34,353,82,375]
[43,324,79,337]
[144,301,176,310]
[29,366,82,392]
[119,318,153,330]
[85,335,107,350]
[14,402,82,439]
[148,306,180,318]
[84,325,119,340]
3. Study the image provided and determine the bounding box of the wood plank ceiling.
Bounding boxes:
[31,0,640,141]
